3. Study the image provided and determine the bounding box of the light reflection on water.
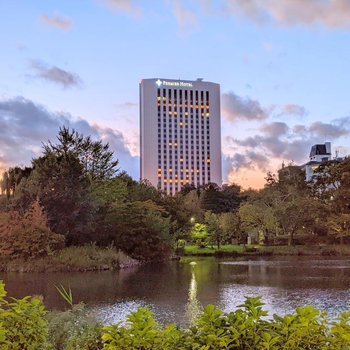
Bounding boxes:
[219,285,350,319]
[1,256,350,325]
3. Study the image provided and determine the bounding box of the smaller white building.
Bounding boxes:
[302,142,332,182]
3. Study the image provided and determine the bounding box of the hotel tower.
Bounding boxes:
[140,78,222,195]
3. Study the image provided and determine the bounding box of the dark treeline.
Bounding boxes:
[0,127,350,261]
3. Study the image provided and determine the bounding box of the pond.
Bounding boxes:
[1,256,350,325]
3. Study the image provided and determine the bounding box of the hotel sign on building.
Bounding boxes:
[140,78,222,195]
[156,79,193,88]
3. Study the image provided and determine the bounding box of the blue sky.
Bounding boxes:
[1,0,350,188]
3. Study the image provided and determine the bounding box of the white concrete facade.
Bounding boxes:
[140,78,222,195]
[303,142,332,181]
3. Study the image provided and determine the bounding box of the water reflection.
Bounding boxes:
[1,257,350,325]
[185,263,202,325]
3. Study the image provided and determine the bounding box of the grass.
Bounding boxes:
[0,244,139,272]
[183,244,350,257]
[183,245,244,256]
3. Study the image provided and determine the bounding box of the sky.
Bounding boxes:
[1,0,350,189]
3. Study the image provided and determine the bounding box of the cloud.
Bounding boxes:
[40,14,71,30]
[281,104,308,117]
[30,61,82,88]
[100,0,142,18]
[116,102,138,109]
[223,0,350,29]
[0,97,139,178]
[224,117,350,187]
[309,121,349,138]
[260,121,289,137]
[221,91,269,122]
[171,1,198,32]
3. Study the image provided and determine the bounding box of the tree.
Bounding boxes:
[199,183,226,213]
[204,211,222,248]
[191,223,209,248]
[239,202,277,244]
[43,126,119,181]
[328,213,350,244]
[31,153,94,244]
[0,167,32,198]
[0,199,65,258]
[220,183,243,213]
[182,189,204,223]
[219,212,242,244]
[105,200,171,260]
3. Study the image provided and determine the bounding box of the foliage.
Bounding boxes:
[0,281,49,350]
[101,297,350,350]
[0,199,65,258]
[0,281,350,349]
[0,166,32,198]
[51,244,134,270]
[47,303,103,350]
[43,126,119,181]
[219,212,242,244]
[183,244,244,256]
[104,199,171,260]
[32,152,94,244]
[204,211,223,248]
[55,285,73,307]
[239,202,277,244]
[102,307,182,350]
[191,223,209,248]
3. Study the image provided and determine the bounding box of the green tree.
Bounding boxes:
[43,126,119,181]
[219,212,242,244]
[239,202,277,244]
[204,211,222,248]
[105,200,171,260]
[32,153,94,244]
[191,223,209,248]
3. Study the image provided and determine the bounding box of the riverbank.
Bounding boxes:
[182,244,350,257]
[0,245,139,272]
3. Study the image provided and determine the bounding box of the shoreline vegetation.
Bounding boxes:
[2,243,349,273]
[0,245,139,272]
[181,244,350,257]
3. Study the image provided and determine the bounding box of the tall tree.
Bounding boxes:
[43,126,119,181]
[32,152,94,244]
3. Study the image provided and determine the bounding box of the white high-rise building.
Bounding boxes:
[140,78,222,195]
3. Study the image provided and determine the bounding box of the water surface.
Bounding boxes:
[2,256,350,325]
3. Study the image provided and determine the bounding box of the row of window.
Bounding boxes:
[157,88,211,194]
[157,88,209,101]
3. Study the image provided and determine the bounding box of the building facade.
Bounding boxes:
[140,78,222,195]
[303,142,332,181]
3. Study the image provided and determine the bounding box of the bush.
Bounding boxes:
[0,199,64,258]
[102,298,350,350]
[0,281,350,349]
[52,244,129,270]
[0,282,49,350]
[47,304,103,350]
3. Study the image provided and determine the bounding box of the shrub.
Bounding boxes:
[0,280,350,349]
[47,304,103,350]
[0,199,65,258]
[0,281,49,350]
[101,297,350,350]
[102,307,182,350]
